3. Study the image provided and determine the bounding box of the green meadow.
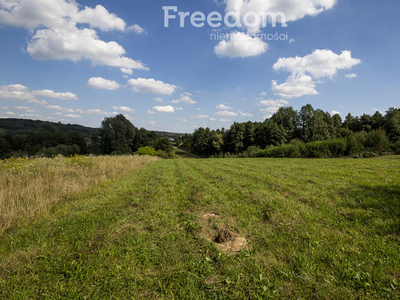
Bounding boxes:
[1,156,399,299]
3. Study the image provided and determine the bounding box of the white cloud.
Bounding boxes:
[345,73,357,79]
[128,78,176,95]
[14,106,29,110]
[176,107,183,111]
[331,110,341,115]
[272,74,318,99]
[224,0,336,33]
[32,89,78,100]
[215,111,238,117]
[0,106,8,110]
[64,114,82,119]
[171,92,196,104]
[154,97,164,102]
[220,119,230,122]
[272,49,361,99]
[113,106,134,113]
[239,111,253,117]
[45,105,74,113]
[0,84,35,101]
[151,105,175,113]
[210,117,217,121]
[215,31,268,58]
[82,109,109,115]
[259,99,289,107]
[216,104,231,110]
[0,1,148,72]
[273,50,361,79]
[27,27,148,72]
[120,68,133,75]
[196,115,209,119]
[87,77,121,90]
[5,111,15,116]
[260,91,267,96]
[19,113,42,118]
[128,24,147,34]
[260,107,280,114]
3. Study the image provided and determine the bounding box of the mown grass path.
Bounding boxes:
[1,157,399,299]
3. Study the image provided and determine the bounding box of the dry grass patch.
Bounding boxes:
[0,155,158,234]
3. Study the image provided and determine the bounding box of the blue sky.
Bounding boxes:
[0,0,399,132]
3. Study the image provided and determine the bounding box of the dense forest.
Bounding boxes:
[0,115,173,159]
[1,105,399,159]
[182,104,400,158]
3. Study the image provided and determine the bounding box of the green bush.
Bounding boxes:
[135,146,159,156]
[244,146,262,158]
[353,151,378,159]
[346,131,367,156]
[304,139,347,158]
[365,129,390,154]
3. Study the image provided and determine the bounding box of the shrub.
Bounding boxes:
[365,129,390,154]
[135,146,159,156]
[305,139,347,158]
[346,132,367,156]
[353,151,378,159]
[244,146,262,158]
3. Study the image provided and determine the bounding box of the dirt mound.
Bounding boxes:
[201,213,247,255]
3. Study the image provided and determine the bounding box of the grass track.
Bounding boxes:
[1,157,399,299]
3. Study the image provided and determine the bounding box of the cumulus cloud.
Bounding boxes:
[32,89,78,100]
[239,111,253,117]
[345,73,357,79]
[272,74,318,99]
[172,93,196,105]
[87,77,121,90]
[224,0,336,33]
[196,115,209,119]
[128,24,147,34]
[0,0,148,72]
[215,111,238,117]
[149,105,175,113]
[273,50,361,79]
[331,110,341,115]
[259,99,289,107]
[215,31,268,58]
[128,78,176,95]
[155,97,164,102]
[64,114,82,119]
[0,84,77,103]
[120,68,133,75]
[271,49,360,99]
[113,106,134,113]
[216,104,231,110]
[0,84,35,101]
[260,107,280,114]
[45,105,74,113]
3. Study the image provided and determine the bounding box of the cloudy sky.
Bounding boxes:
[0,0,399,132]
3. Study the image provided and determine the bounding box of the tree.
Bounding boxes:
[100,115,136,155]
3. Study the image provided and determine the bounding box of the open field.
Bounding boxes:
[0,155,158,234]
[0,156,399,299]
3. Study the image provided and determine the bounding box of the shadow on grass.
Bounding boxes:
[341,184,400,236]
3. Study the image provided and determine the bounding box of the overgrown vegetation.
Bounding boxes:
[0,115,175,159]
[0,155,158,234]
[0,157,399,298]
[184,105,400,158]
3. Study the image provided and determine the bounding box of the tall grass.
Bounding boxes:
[0,155,158,234]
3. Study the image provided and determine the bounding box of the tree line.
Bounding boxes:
[183,105,400,158]
[0,115,173,159]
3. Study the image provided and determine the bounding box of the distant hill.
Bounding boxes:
[0,119,188,138]
[0,118,100,138]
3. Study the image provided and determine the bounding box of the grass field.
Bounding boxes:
[1,156,399,299]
